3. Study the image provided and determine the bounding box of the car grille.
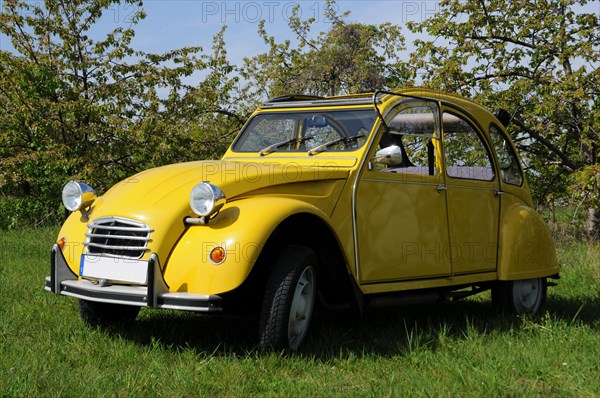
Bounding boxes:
[84,217,153,259]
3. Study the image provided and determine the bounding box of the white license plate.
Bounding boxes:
[80,255,148,284]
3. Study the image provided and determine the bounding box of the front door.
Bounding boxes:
[356,101,452,283]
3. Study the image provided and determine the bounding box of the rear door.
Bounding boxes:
[441,110,500,275]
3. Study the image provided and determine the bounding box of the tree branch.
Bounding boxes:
[467,34,537,50]
[512,117,578,171]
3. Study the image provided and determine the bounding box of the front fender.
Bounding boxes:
[497,199,559,280]
[163,196,332,295]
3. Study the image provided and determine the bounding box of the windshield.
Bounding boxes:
[232,109,376,153]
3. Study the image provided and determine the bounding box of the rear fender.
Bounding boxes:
[498,202,559,280]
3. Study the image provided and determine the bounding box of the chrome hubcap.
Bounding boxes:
[288,266,315,350]
[513,278,542,314]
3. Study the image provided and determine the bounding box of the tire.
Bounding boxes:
[259,245,317,351]
[492,278,547,316]
[78,299,140,326]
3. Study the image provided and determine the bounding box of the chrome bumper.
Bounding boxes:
[45,245,223,312]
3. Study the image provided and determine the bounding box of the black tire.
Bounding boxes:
[259,245,318,351]
[78,299,140,326]
[492,278,547,316]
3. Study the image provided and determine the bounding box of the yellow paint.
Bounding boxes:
[497,193,560,280]
[164,197,334,294]
[444,179,500,275]
[356,172,452,282]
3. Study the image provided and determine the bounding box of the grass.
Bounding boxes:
[1,227,600,397]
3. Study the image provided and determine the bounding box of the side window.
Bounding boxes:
[374,104,439,176]
[443,113,495,181]
[489,124,523,186]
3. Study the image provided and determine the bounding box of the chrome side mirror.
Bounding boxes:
[371,145,403,166]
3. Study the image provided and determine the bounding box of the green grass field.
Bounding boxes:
[1,227,599,397]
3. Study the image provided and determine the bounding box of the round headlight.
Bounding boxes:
[62,181,96,212]
[190,182,226,217]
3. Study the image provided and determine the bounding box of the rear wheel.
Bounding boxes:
[79,299,140,326]
[492,278,547,316]
[259,245,317,351]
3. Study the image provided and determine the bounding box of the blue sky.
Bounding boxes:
[97,1,442,64]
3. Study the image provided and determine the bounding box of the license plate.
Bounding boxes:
[80,255,148,284]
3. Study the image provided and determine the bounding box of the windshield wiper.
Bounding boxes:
[308,134,365,156]
[259,136,313,156]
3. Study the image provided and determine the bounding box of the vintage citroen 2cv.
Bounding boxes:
[46,89,559,350]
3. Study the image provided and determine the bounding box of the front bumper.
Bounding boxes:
[45,245,223,312]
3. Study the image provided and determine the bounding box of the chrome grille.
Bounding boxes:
[84,217,153,258]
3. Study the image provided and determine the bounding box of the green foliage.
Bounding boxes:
[131,26,246,169]
[0,1,244,228]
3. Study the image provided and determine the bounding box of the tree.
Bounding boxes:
[131,26,246,169]
[241,0,412,101]
[408,0,600,239]
[0,0,240,227]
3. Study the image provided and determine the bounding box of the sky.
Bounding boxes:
[1,1,598,80]
[85,0,444,64]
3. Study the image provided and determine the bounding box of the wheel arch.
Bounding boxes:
[269,213,357,308]
[225,210,359,312]
[497,202,560,280]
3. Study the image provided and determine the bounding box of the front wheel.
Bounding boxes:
[492,278,547,316]
[259,245,317,351]
[79,299,140,326]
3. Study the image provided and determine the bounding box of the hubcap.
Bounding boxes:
[288,266,315,350]
[513,278,542,314]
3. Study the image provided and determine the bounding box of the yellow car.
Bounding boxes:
[46,88,559,351]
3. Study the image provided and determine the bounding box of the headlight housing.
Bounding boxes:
[190,182,226,217]
[62,181,97,212]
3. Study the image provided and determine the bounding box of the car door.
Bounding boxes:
[441,110,500,275]
[355,100,452,283]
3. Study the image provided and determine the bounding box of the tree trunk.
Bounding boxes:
[586,207,600,241]
[580,130,598,241]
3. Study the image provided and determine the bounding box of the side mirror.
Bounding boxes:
[372,145,403,166]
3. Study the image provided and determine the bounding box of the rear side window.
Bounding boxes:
[489,124,523,186]
[442,112,495,181]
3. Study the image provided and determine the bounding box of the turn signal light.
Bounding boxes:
[57,237,66,251]
[209,246,226,265]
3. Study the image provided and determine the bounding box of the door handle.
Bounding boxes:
[495,190,504,197]
[436,184,447,193]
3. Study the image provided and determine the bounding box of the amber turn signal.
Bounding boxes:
[57,237,66,251]
[209,246,226,264]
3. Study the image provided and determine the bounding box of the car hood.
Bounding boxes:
[87,160,349,257]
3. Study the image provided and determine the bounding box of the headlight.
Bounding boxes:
[62,181,97,212]
[190,182,226,217]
